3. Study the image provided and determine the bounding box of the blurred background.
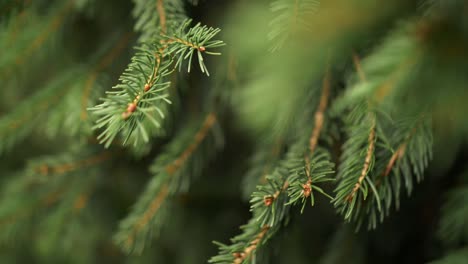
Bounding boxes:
[1,0,468,263]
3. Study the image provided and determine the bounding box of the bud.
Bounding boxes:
[263,196,274,206]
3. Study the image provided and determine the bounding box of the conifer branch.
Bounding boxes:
[346,116,376,202]
[81,32,132,120]
[133,0,186,42]
[309,64,331,155]
[156,0,167,34]
[0,69,81,155]
[382,144,406,178]
[344,53,376,203]
[128,183,169,246]
[114,113,223,253]
[91,20,224,147]
[0,189,64,229]
[232,225,270,264]
[125,113,217,245]
[1,0,74,80]
[0,147,106,243]
[165,112,217,174]
[33,151,112,178]
[212,136,333,262]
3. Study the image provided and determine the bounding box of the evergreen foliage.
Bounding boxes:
[1,0,468,263]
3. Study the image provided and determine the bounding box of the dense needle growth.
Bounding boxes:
[0,0,467,263]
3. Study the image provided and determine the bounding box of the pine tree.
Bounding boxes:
[1,0,468,263]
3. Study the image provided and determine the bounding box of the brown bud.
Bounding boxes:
[199,46,206,52]
[303,183,311,198]
[127,103,137,113]
[245,246,254,255]
[122,112,131,120]
[144,84,151,92]
[232,252,241,258]
[263,196,274,206]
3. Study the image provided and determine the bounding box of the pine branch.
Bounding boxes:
[211,136,333,263]
[286,66,334,212]
[334,22,420,111]
[0,147,111,244]
[376,115,432,191]
[0,0,73,79]
[334,51,433,229]
[114,113,223,254]
[133,0,186,42]
[0,68,82,155]
[91,19,224,148]
[287,148,334,213]
[333,103,379,222]
[164,20,225,75]
[80,32,133,121]
[210,151,292,264]
[91,43,173,148]
[38,34,133,140]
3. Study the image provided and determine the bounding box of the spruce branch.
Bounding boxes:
[334,52,433,229]
[212,136,333,263]
[211,154,291,263]
[0,0,74,79]
[287,148,334,213]
[114,113,223,254]
[0,69,82,155]
[91,43,173,148]
[334,22,420,111]
[164,19,225,75]
[0,147,110,244]
[80,32,133,121]
[348,115,376,202]
[133,0,186,41]
[91,19,224,147]
[286,66,334,212]
[333,103,379,222]
[30,151,112,180]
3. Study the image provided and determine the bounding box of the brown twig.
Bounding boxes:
[232,225,270,264]
[165,113,217,174]
[302,63,331,197]
[346,116,376,202]
[263,180,289,206]
[35,151,112,177]
[156,0,167,34]
[125,113,217,248]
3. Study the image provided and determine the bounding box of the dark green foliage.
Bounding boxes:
[0,69,82,154]
[91,20,223,147]
[1,0,468,263]
[91,43,173,147]
[287,147,334,213]
[114,113,223,253]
